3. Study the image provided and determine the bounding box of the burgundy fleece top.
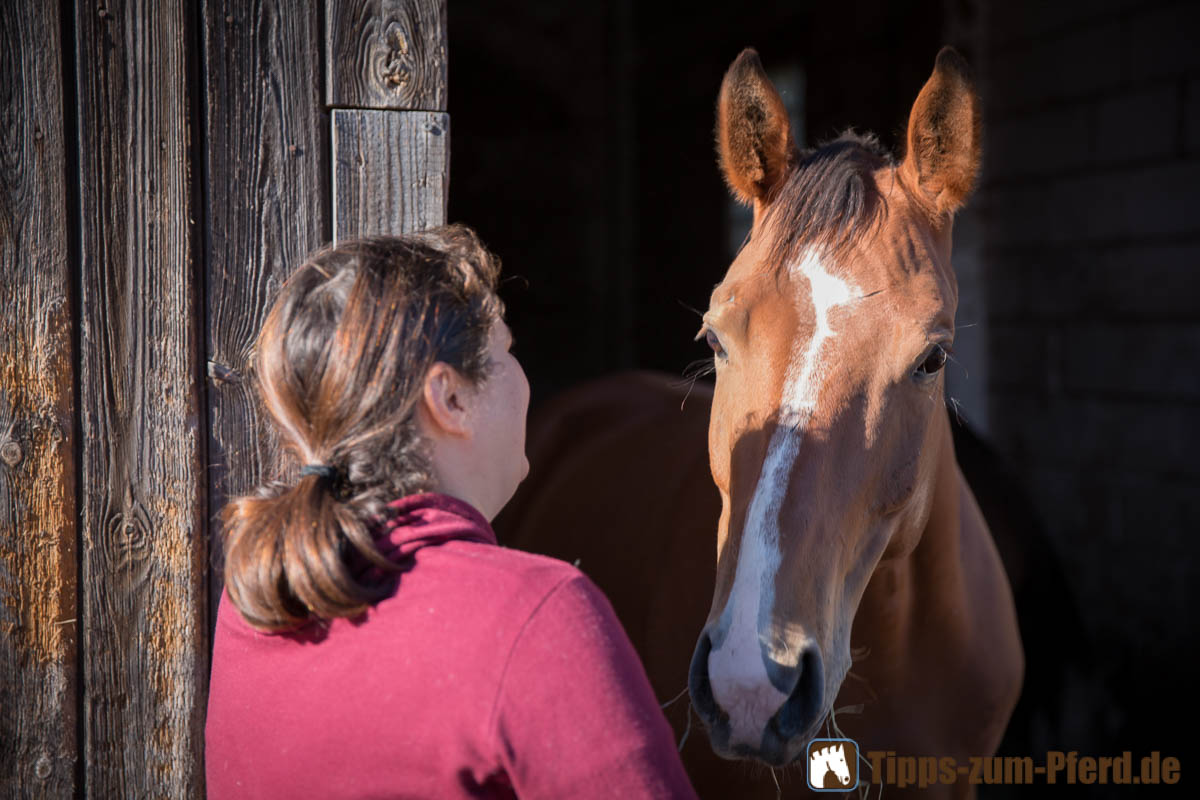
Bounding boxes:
[205,493,697,799]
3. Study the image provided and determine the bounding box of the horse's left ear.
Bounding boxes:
[900,47,981,218]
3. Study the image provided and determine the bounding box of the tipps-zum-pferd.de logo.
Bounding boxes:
[806,738,859,792]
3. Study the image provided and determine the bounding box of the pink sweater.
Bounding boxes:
[206,493,697,799]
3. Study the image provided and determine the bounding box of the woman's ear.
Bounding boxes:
[419,363,472,438]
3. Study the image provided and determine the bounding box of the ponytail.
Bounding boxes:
[220,473,398,630]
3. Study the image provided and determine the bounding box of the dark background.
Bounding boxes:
[448,0,1199,776]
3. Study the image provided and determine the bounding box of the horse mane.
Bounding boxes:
[760,131,892,273]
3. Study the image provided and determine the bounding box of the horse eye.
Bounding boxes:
[916,344,948,377]
[705,329,727,359]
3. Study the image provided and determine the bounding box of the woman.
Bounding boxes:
[205,227,697,799]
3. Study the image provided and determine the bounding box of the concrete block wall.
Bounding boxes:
[978,0,1199,743]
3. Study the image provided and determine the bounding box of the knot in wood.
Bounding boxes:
[207,361,241,387]
[1,440,23,467]
[383,60,411,87]
[34,754,52,779]
[382,28,412,88]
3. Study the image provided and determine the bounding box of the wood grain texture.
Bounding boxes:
[332,109,449,241]
[326,0,447,110]
[74,0,206,795]
[201,0,328,632]
[0,1,78,795]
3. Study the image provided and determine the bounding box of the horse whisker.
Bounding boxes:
[946,351,969,381]
[820,703,882,800]
[681,358,716,381]
[660,685,690,710]
[844,669,879,702]
[675,359,716,409]
[947,395,966,425]
[677,701,694,753]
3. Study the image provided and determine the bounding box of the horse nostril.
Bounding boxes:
[772,645,824,740]
[688,629,718,721]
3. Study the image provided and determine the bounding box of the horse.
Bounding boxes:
[496,48,1025,798]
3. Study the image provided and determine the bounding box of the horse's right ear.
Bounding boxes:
[717,49,797,212]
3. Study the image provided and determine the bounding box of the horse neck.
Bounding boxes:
[854,406,968,662]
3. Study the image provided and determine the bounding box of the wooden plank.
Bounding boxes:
[331,109,449,241]
[74,0,206,795]
[201,0,328,625]
[326,0,447,111]
[0,1,78,796]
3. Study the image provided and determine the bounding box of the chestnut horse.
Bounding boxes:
[498,48,1023,797]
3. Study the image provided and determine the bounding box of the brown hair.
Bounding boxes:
[220,225,503,631]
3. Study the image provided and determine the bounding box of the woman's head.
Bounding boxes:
[414,314,530,519]
[222,224,527,631]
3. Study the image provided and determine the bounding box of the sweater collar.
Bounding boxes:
[372,492,496,564]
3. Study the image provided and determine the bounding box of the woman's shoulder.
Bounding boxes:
[450,540,593,606]
[423,541,630,652]
[458,546,630,656]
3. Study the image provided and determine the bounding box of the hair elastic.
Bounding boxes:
[299,464,338,480]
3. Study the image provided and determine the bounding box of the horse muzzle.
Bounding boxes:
[688,625,826,765]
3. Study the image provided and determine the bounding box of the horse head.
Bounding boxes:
[687,47,981,766]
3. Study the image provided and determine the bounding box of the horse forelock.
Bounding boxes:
[760,132,892,274]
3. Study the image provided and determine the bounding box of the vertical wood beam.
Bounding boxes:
[0,1,78,794]
[74,0,206,795]
[326,0,448,241]
[200,0,328,629]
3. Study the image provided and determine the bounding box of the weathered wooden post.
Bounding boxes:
[72,0,207,796]
[327,0,450,240]
[0,3,78,795]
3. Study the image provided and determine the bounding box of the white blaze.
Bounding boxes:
[708,250,860,746]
